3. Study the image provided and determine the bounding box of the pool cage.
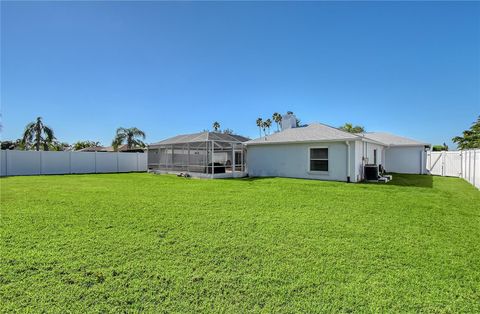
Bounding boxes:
[147,132,248,178]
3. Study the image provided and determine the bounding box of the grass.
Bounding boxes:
[1,173,479,313]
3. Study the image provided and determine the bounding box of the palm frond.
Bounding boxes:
[22,123,35,144]
[112,135,125,150]
[130,127,146,139]
[132,139,146,148]
[43,126,55,142]
[116,127,128,135]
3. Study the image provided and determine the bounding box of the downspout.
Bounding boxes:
[345,141,351,183]
[362,138,365,181]
[361,135,366,180]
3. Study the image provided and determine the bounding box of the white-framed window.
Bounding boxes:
[309,147,328,172]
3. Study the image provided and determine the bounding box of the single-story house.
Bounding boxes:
[245,123,430,182]
[79,144,145,153]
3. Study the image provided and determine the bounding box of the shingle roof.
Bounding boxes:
[361,132,429,147]
[245,123,360,145]
[78,146,107,152]
[77,144,145,152]
[149,131,249,146]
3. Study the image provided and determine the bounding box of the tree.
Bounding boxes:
[72,140,101,151]
[223,128,234,135]
[22,117,55,151]
[212,121,221,132]
[49,141,70,151]
[339,123,365,133]
[272,112,282,132]
[262,119,272,136]
[432,143,449,151]
[1,140,15,150]
[112,127,146,151]
[256,118,263,137]
[452,116,480,149]
[295,118,302,127]
[1,139,23,150]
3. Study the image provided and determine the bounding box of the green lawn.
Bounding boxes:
[1,173,479,313]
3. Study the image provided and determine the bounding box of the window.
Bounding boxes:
[310,148,328,171]
[373,149,377,164]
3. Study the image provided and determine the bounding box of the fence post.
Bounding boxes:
[427,151,432,173]
[460,152,463,179]
[94,151,97,173]
[5,150,8,176]
[39,151,42,175]
[441,151,445,177]
[468,150,471,183]
[116,152,119,172]
[136,152,139,172]
[473,150,476,187]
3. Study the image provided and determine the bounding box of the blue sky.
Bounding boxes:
[1,1,479,147]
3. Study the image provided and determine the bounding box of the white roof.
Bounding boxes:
[361,132,429,147]
[245,123,360,145]
[149,131,249,146]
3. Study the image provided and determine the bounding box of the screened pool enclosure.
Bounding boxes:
[147,132,248,178]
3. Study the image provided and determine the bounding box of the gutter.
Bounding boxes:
[244,138,360,146]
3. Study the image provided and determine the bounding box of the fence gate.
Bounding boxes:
[426,149,479,189]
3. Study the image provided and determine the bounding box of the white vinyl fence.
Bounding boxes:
[0,150,147,177]
[426,149,479,189]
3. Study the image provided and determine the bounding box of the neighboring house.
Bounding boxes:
[78,146,108,152]
[79,144,145,153]
[245,123,430,182]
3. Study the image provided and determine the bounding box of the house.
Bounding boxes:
[245,123,430,182]
[78,144,145,153]
[78,146,108,152]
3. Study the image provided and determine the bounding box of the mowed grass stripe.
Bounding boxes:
[1,173,479,312]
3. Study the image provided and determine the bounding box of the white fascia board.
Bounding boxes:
[359,137,389,147]
[389,143,431,148]
[244,138,361,146]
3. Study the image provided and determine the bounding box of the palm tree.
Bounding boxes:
[72,140,101,151]
[212,121,221,132]
[112,127,146,151]
[452,116,480,149]
[339,123,365,133]
[22,117,55,151]
[262,119,272,136]
[49,141,70,151]
[256,118,263,137]
[272,112,282,131]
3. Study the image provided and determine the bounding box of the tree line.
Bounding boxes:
[1,117,146,151]
[3,115,478,151]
